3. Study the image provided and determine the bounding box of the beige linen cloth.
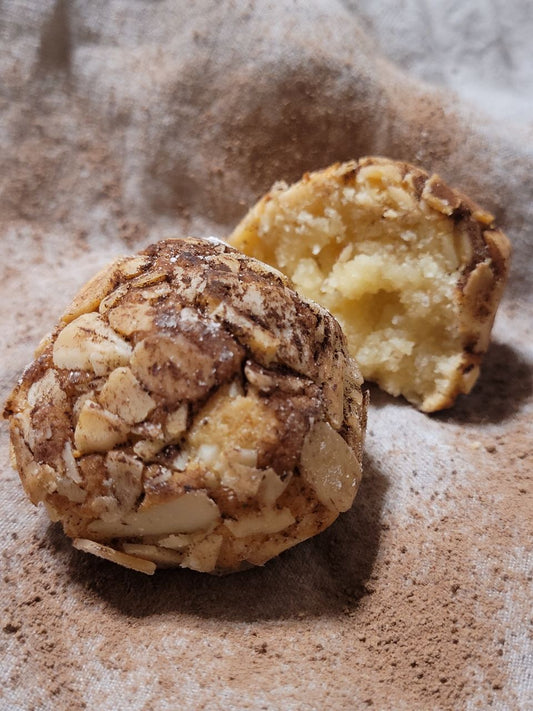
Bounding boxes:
[1,2,531,709]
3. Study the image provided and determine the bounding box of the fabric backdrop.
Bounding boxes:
[1,2,531,709]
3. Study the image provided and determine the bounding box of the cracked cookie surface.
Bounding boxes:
[4,237,367,574]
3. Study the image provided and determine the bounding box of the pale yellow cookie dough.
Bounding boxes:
[229,157,510,412]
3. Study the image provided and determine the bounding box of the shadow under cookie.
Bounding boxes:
[44,453,388,623]
[436,341,532,425]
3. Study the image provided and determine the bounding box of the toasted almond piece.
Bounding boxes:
[121,543,184,567]
[158,534,193,549]
[62,442,82,483]
[257,468,290,506]
[107,301,155,336]
[73,538,156,575]
[224,507,295,538]
[164,404,188,441]
[133,439,165,461]
[53,312,132,375]
[90,495,120,521]
[98,367,156,425]
[244,360,306,394]
[220,461,264,502]
[56,476,86,503]
[232,447,258,467]
[44,502,62,522]
[181,534,223,572]
[9,420,58,503]
[128,270,167,288]
[88,490,220,537]
[157,532,203,550]
[118,255,152,278]
[300,420,361,513]
[61,260,123,324]
[210,302,280,365]
[131,421,163,439]
[105,451,144,511]
[99,283,130,313]
[27,368,65,408]
[171,451,189,471]
[130,335,215,403]
[74,400,129,454]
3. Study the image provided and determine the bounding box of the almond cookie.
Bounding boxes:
[4,237,367,574]
[229,157,511,412]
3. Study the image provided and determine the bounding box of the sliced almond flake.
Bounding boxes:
[164,404,188,440]
[220,461,264,502]
[130,334,216,403]
[44,502,61,522]
[99,283,130,313]
[121,543,183,567]
[99,367,156,425]
[34,330,54,358]
[144,463,172,488]
[171,451,189,471]
[300,420,361,513]
[133,439,165,460]
[257,468,290,506]
[53,312,132,374]
[88,491,220,538]
[105,451,144,510]
[72,538,156,575]
[131,421,163,439]
[61,259,123,324]
[56,476,86,503]
[209,302,280,363]
[108,301,155,336]
[118,255,152,278]
[158,532,197,550]
[27,369,66,408]
[62,441,82,483]
[10,420,58,504]
[73,390,95,422]
[74,400,129,454]
[90,495,121,521]
[139,282,172,300]
[232,447,258,467]
[181,534,223,573]
[224,507,295,538]
[128,270,167,288]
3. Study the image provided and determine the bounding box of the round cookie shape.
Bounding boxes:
[229,157,511,412]
[4,237,367,574]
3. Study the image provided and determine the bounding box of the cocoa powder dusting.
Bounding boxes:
[1,2,532,709]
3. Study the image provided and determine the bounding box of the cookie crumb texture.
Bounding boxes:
[4,237,366,574]
[229,157,510,411]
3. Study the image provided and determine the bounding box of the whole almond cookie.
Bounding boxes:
[229,157,511,412]
[4,237,367,574]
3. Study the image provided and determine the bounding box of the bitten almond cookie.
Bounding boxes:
[4,237,367,574]
[229,157,511,412]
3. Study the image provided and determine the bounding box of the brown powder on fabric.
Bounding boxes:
[1,2,532,709]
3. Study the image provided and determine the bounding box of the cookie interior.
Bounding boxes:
[231,160,480,411]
